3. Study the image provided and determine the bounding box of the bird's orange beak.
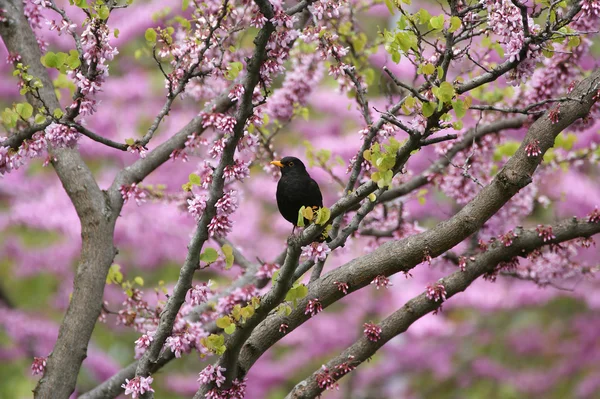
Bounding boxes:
[270,160,284,168]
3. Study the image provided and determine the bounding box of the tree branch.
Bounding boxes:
[0,2,120,398]
[285,218,600,398]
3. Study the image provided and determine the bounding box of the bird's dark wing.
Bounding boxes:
[308,178,323,208]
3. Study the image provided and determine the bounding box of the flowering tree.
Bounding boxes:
[1,0,600,397]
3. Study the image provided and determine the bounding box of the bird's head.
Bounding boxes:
[270,156,307,176]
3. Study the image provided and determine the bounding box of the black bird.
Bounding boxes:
[271,156,331,242]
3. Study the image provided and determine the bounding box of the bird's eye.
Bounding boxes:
[289,161,294,166]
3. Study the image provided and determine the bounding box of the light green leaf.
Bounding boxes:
[106,264,123,285]
[98,5,110,19]
[222,244,234,269]
[189,173,201,185]
[145,28,157,43]
[134,276,144,286]
[422,102,436,117]
[449,16,461,32]
[200,248,219,264]
[216,316,231,329]
[224,324,236,334]
[429,15,444,30]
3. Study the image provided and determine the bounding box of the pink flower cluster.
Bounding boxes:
[120,183,147,206]
[305,298,323,316]
[216,285,259,315]
[134,331,154,359]
[426,283,447,302]
[0,133,45,175]
[121,376,154,398]
[197,364,226,388]
[255,263,280,280]
[536,225,556,242]
[187,281,213,306]
[205,377,247,399]
[44,123,80,148]
[482,0,540,85]
[31,356,47,375]
[316,365,339,391]
[300,242,331,262]
[363,322,382,342]
[371,275,392,289]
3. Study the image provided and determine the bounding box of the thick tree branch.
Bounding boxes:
[286,218,600,398]
[0,2,119,398]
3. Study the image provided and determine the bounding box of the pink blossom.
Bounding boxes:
[305,298,323,316]
[215,190,238,216]
[31,356,47,375]
[526,140,542,157]
[301,242,331,262]
[165,333,192,358]
[536,225,556,242]
[188,194,208,221]
[223,160,250,182]
[363,322,382,342]
[44,123,80,148]
[334,281,349,294]
[371,275,392,289]
[134,332,154,359]
[187,281,212,306]
[256,263,280,279]
[198,364,226,388]
[121,376,154,398]
[208,215,233,237]
[279,323,289,333]
[316,365,339,390]
[120,183,147,206]
[426,283,447,302]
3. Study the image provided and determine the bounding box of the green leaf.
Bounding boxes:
[429,15,444,30]
[53,108,64,119]
[315,207,331,225]
[74,0,88,8]
[222,244,234,269]
[225,61,244,80]
[200,248,219,264]
[114,28,120,38]
[395,31,418,53]
[416,9,431,24]
[384,0,396,14]
[216,316,232,328]
[452,99,466,119]
[297,207,306,227]
[67,51,81,70]
[145,28,157,43]
[368,193,376,202]
[422,102,436,117]
[16,103,33,119]
[433,82,455,103]
[125,138,135,146]
[421,63,435,75]
[449,16,461,33]
[189,173,201,185]
[106,264,123,285]
[98,5,110,19]
[134,276,144,286]
[34,114,46,124]
[182,0,189,10]
[224,324,236,334]
[42,52,58,68]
